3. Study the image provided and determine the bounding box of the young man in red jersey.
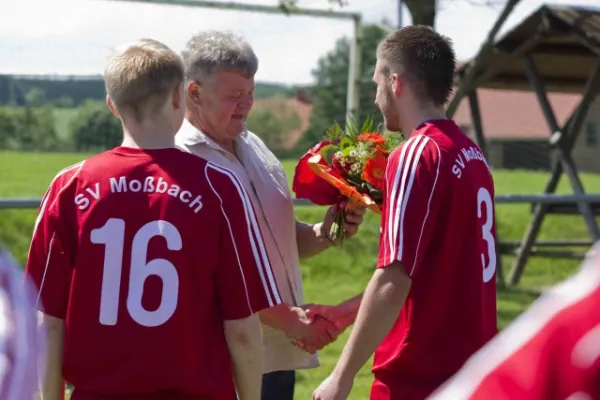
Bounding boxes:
[430,242,600,400]
[26,38,281,400]
[311,26,498,400]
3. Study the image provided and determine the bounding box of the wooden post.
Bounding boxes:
[346,15,362,127]
[108,0,361,20]
[107,0,363,127]
[446,0,523,118]
[466,89,505,286]
[468,89,487,156]
[508,55,600,285]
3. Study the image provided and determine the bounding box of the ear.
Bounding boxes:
[391,73,404,98]
[172,83,183,110]
[106,95,120,118]
[186,80,202,106]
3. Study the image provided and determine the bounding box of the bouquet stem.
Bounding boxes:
[328,201,354,246]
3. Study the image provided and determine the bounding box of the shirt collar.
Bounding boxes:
[177,118,248,150]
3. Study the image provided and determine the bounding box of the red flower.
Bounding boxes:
[358,132,385,147]
[292,141,342,205]
[361,152,387,192]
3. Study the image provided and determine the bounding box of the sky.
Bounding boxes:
[0,0,598,85]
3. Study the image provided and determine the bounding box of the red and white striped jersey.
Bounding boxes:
[430,242,600,400]
[372,120,498,400]
[0,246,44,400]
[25,147,281,400]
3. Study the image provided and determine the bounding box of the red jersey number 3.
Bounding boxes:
[477,187,496,283]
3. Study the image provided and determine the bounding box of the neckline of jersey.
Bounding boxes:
[411,118,453,137]
[111,146,181,156]
[415,118,450,130]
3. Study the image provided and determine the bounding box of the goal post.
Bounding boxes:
[106,0,363,128]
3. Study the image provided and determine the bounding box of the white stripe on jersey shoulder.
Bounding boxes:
[204,162,281,306]
[205,162,242,183]
[409,138,441,275]
[32,162,85,320]
[55,160,85,178]
[206,162,281,304]
[33,161,85,235]
[429,242,600,400]
[388,134,433,267]
[204,163,254,312]
[387,135,422,260]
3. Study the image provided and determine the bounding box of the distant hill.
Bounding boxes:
[0,74,300,106]
[254,82,300,99]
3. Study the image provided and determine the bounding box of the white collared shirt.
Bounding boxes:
[175,119,319,373]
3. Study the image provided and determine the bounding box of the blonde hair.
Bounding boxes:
[104,38,184,121]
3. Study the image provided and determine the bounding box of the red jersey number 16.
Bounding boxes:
[91,218,181,327]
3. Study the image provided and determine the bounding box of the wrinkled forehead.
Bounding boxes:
[207,69,255,89]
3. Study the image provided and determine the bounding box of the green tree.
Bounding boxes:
[299,24,388,148]
[53,96,75,108]
[15,106,60,150]
[0,106,61,151]
[0,107,17,149]
[70,100,122,152]
[25,87,46,107]
[246,106,301,150]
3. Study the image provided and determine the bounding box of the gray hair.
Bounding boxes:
[181,30,258,82]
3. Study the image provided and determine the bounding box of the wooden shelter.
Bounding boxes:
[448,4,600,285]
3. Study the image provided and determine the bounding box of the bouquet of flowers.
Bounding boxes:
[292,117,404,245]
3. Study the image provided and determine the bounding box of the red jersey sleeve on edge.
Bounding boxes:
[25,162,83,319]
[205,162,282,321]
[377,135,441,278]
[429,244,600,400]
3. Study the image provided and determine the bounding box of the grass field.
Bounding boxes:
[1,150,599,399]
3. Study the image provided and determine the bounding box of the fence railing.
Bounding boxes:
[3,193,598,288]
[3,194,600,209]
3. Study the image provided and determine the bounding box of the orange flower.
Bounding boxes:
[358,132,385,147]
[361,152,387,191]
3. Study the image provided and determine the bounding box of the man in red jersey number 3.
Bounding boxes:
[312,26,498,400]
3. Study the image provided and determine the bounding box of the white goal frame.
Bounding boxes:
[107,0,363,127]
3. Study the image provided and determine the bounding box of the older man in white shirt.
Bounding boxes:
[175,30,364,400]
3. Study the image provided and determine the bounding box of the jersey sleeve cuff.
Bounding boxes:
[223,294,282,321]
[377,254,401,269]
[377,255,414,277]
[37,303,67,320]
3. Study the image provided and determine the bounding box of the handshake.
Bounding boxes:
[288,303,355,354]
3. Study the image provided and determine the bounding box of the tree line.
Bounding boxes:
[0,99,305,154]
[0,101,117,152]
[0,23,389,157]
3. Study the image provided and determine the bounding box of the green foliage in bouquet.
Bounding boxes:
[314,115,405,245]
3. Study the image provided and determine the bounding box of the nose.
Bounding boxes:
[240,96,253,110]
